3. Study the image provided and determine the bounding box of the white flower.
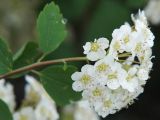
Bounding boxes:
[72,10,154,118]
[0,79,15,112]
[74,100,99,120]
[132,10,148,26]
[82,85,106,103]
[120,66,139,92]
[71,65,96,91]
[25,75,46,95]
[13,107,36,120]
[35,97,59,120]
[23,84,41,107]
[141,59,153,70]
[145,0,160,25]
[95,55,114,73]
[109,23,132,59]
[94,87,132,118]
[137,68,149,81]
[138,48,152,63]
[24,75,59,120]
[95,98,116,118]
[131,10,155,48]
[83,37,109,61]
[25,75,56,101]
[94,55,114,85]
[130,31,154,60]
[106,62,125,90]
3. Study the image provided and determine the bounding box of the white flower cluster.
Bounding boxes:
[0,79,16,112]
[74,100,100,120]
[13,75,59,120]
[145,0,160,25]
[71,11,154,118]
[62,100,99,120]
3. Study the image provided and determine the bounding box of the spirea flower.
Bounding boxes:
[13,107,36,120]
[62,100,100,120]
[35,97,59,120]
[0,79,15,112]
[71,10,154,118]
[14,75,59,120]
[71,65,96,92]
[74,100,100,120]
[83,37,109,61]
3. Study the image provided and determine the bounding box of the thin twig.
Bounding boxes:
[0,57,87,79]
[0,52,136,79]
[117,59,140,64]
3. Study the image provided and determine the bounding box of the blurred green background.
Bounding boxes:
[0,0,160,120]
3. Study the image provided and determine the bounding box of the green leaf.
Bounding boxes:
[0,38,12,74]
[37,2,67,53]
[40,65,81,106]
[0,99,13,120]
[13,41,41,69]
[41,41,83,68]
[42,41,78,60]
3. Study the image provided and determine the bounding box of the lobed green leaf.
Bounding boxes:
[0,38,13,74]
[37,2,67,53]
[40,65,81,106]
[13,41,41,69]
[0,99,13,120]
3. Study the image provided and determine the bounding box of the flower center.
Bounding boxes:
[104,100,112,108]
[126,74,133,81]
[20,115,28,120]
[81,74,91,85]
[123,64,131,71]
[92,88,102,97]
[97,63,109,72]
[124,35,129,43]
[108,72,117,80]
[135,43,142,52]
[113,42,120,50]
[91,43,99,52]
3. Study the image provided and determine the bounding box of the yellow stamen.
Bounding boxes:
[104,100,112,108]
[135,43,142,52]
[97,63,109,72]
[124,35,129,43]
[126,74,133,81]
[108,72,117,80]
[92,88,102,97]
[113,42,120,50]
[20,115,28,120]
[81,74,91,85]
[91,43,99,52]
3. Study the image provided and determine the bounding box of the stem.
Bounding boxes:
[37,53,48,62]
[117,59,140,64]
[31,70,42,76]
[0,57,87,79]
[0,53,135,79]
[118,53,131,58]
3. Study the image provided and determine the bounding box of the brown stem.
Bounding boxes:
[0,57,87,79]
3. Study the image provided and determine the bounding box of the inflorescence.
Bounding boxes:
[71,10,155,118]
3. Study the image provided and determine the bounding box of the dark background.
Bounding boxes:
[0,0,159,120]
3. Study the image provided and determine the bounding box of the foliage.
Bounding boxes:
[0,38,12,74]
[40,65,81,106]
[0,99,13,120]
[37,2,67,53]
[0,0,150,117]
